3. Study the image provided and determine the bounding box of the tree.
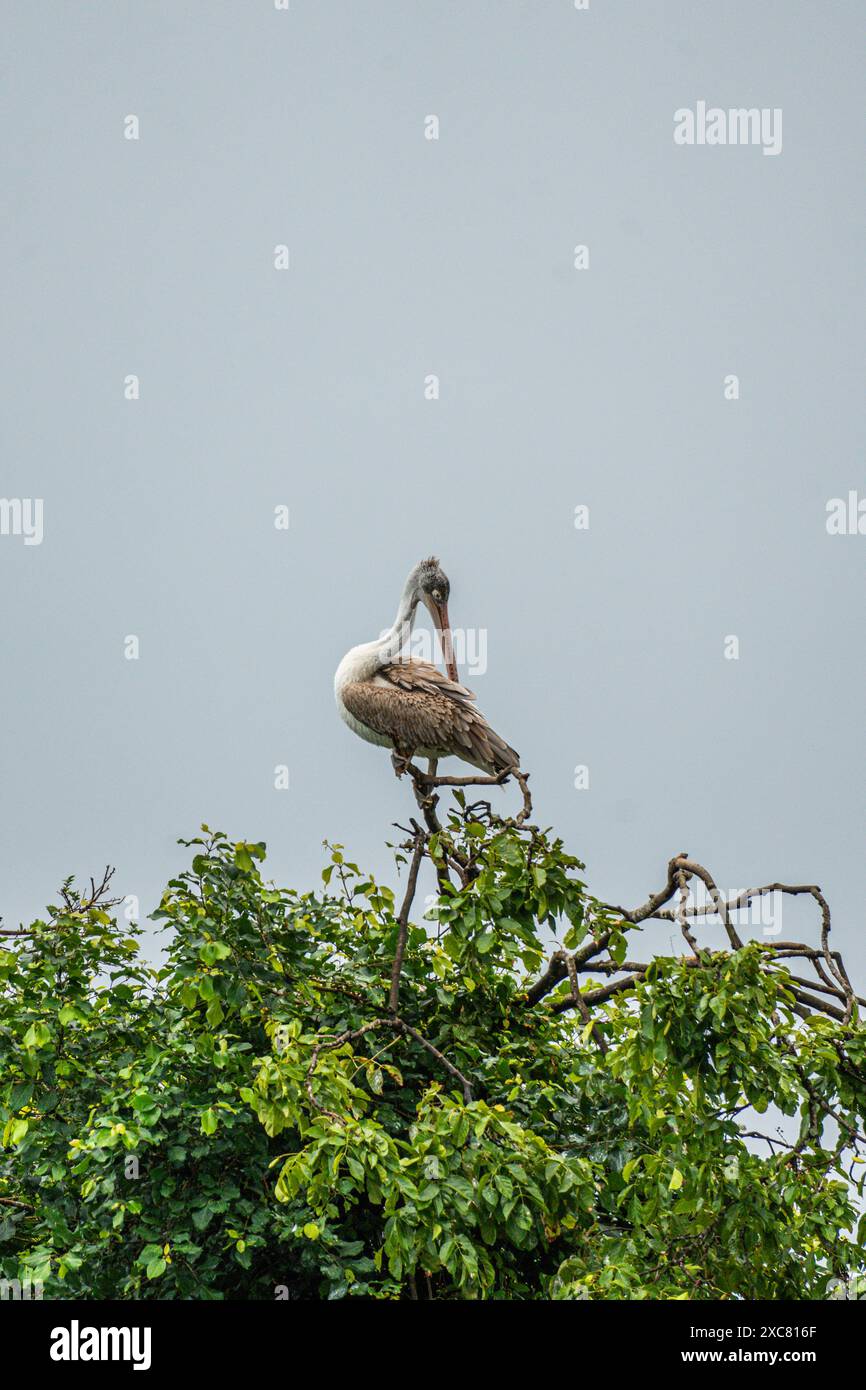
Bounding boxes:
[1,770,865,1300]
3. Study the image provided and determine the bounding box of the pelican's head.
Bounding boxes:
[412,556,458,682]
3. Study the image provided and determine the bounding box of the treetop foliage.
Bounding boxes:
[1,779,865,1300]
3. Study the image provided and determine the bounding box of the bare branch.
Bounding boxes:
[526,851,858,1029]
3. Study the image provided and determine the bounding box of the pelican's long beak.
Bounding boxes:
[435,601,459,683]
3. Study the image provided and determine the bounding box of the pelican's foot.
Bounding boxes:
[391,752,411,779]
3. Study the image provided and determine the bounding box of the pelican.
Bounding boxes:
[334,557,520,776]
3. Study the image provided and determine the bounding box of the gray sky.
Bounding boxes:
[2,2,863,980]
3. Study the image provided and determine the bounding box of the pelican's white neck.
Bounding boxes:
[373,571,420,665]
[334,571,420,692]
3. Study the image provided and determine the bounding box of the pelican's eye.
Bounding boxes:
[431,588,443,602]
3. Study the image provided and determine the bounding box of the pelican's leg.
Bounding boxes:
[391,749,411,778]
[427,758,438,779]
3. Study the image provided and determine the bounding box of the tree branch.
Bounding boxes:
[389,828,426,1013]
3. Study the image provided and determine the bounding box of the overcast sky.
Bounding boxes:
[2,2,863,981]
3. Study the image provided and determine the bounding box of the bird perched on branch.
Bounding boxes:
[334,557,520,777]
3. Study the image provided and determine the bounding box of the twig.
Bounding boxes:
[304,1014,473,1120]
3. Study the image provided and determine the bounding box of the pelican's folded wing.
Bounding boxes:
[382,659,477,703]
[341,660,519,775]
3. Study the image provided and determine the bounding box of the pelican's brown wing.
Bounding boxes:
[341,659,519,775]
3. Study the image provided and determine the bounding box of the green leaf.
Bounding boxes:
[22,1022,51,1050]
[3,1117,29,1147]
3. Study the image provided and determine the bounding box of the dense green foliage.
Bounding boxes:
[1,815,865,1300]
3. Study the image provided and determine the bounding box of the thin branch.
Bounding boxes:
[304,1013,473,1120]
[566,953,608,1054]
[395,1019,473,1103]
[389,829,426,1012]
